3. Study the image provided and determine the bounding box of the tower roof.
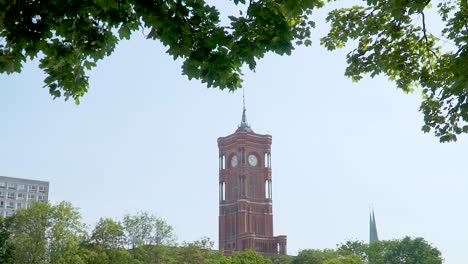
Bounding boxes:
[236,107,253,133]
[236,88,253,133]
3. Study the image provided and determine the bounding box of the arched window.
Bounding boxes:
[219,182,225,201]
[264,152,271,168]
[265,180,272,199]
[220,154,226,170]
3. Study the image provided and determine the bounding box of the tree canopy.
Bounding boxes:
[338,237,443,264]
[1,0,467,141]
[0,200,445,264]
[322,0,468,142]
[0,0,319,101]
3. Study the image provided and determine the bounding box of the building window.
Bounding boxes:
[28,185,37,192]
[264,153,271,168]
[6,211,14,217]
[7,183,16,189]
[17,202,23,209]
[219,182,225,201]
[0,192,4,198]
[17,193,25,200]
[38,195,46,201]
[0,201,4,208]
[28,194,36,200]
[7,192,15,199]
[39,186,46,193]
[265,180,272,199]
[0,182,5,188]
[220,155,226,170]
[6,202,14,209]
[18,184,26,190]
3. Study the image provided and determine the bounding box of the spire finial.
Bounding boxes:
[241,87,247,124]
[236,87,253,133]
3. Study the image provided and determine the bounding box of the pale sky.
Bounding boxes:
[1,2,467,263]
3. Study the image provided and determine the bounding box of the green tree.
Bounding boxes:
[293,249,340,264]
[229,249,272,264]
[175,238,224,264]
[81,246,138,264]
[2,1,467,141]
[91,217,126,249]
[338,237,443,264]
[123,211,176,249]
[270,254,294,264]
[9,201,86,264]
[0,0,320,103]
[131,244,176,264]
[323,255,364,264]
[322,1,468,142]
[0,217,13,264]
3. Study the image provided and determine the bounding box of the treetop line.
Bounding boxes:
[1,0,467,142]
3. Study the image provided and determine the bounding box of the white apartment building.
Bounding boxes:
[0,176,49,217]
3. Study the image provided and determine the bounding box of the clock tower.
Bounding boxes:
[217,106,287,255]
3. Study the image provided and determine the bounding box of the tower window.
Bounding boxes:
[219,182,225,201]
[269,180,272,199]
[264,153,271,168]
[219,155,226,170]
[265,180,272,199]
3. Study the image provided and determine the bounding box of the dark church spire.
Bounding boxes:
[236,88,253,133]
[369,207,379,243]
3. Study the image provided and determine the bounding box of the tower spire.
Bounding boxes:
[241,87,247,125]
[237,88,253,132]
[369,206,379,243]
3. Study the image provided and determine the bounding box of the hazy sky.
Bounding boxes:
[1,2,467,263]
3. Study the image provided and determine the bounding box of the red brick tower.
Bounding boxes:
[217,107,287,255]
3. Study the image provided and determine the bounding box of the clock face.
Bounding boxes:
[231,155,238,167]
[248,154,257,166]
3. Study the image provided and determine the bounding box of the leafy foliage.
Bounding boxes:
[8,201,86,264]
[0,0,322,103]
[291,248,366,264]
[0,216,13,264]
[123,211,176,249]
[91,217,126,249]
[323,255,364,264]
[0,201,445,264]
[230,249,272,264]
[338,237,443,264]
[1,1,467,141]
[321,0,468,142]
